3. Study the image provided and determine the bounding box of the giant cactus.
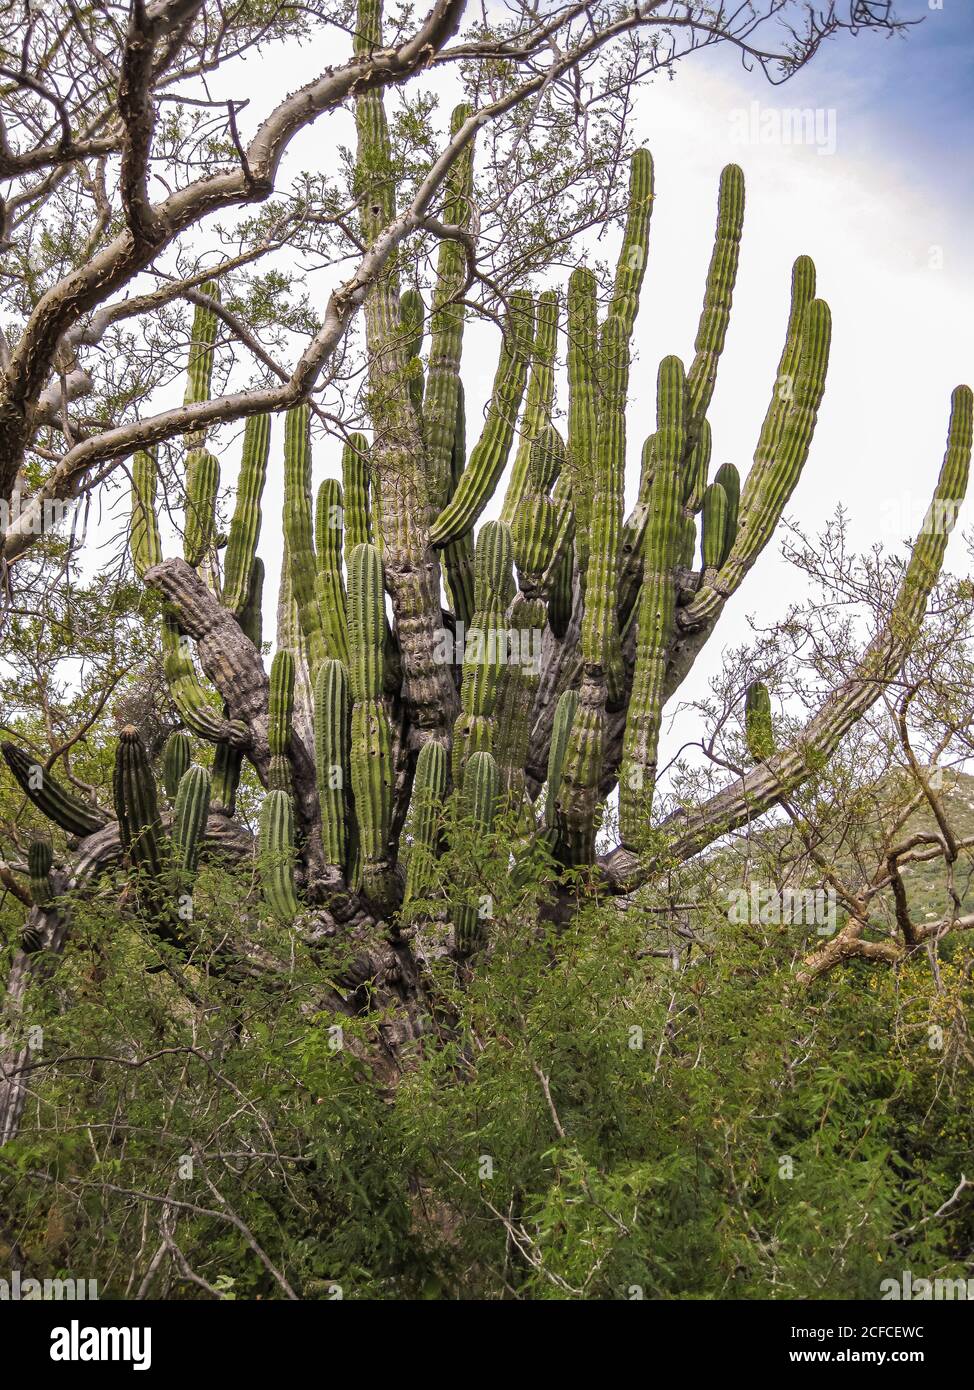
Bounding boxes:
[11,3,965,1030]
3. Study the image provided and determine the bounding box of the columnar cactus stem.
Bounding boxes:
[452,521,513,783]
[162,617,246,745]
[314,658,351,871]
[618,355,686,845]
[2,743,108,837]
[113,726,162,879]
[512,426,565,599]
[424,103,475,514]
[565,267,599,582]
[341,433,372,562]
[223,413,270,618]
[683,282,830,626]
[172,764,211,880]
[686,164,745,446]
[314,477,350,665]
[283,403,327,677]
[183,448,220,569]
[399,288,426,417]
[744,680,775,763]
[259,789,299,922]
[354,0,456,742]
[130,448,161,580]
[28,840,53,907]
[500,290,559,525]
[347,543,395,909]
[403,739,448,907]
[161,731,192,800]
[714,461,740,565]
[582,312,627,707]
[441,382,476,627]
[183,283,219,448]
[700,479,728,583]
[452,750,498,955]
[268,650,295,792]
[544,688,578,831]
[429,291,535,547]
[492,594,546,804]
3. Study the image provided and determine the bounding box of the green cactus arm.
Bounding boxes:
[441,381,476,626]
[581,312,627,707]
[452,749,498,955]
[499,289,559,525]
[424,102,475,514]
[402,739,448,906]
[172,763,211,880]
[553,677,605,866]
[222,413,271,618]
[211,741,242,817]
[683,293,831,627]
[607,148,655,336]
[162,616,247,745]
[565,267,599,581]
[458,521,514,728]
[546,538,574,640]
[682,417,712,516]
[183,282,220,448]
[400,289,426,418]
[113,726,163,879]
[341,433,372,562]
[350,699,395,910]
[632,388,973,879]
[314,658,351,871]
[161,730,192,800]
[314,477,350,665]
[428,290,535,547]
[29,840,53,907]
[282,403,327,676]
[744,680,776,764]
[618,355,686,846]
[2,743,108,837]
[713,461,740,565]
[544,687,579,830]
[512,426,566,599]
[259,789,300,922]
[183,448,220,569]
[268,650,295,758]
[130,448,162,580]
[346,542,386,701]
[491,595,546,804]
[700,480,728,576]
[685,164,745,445]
